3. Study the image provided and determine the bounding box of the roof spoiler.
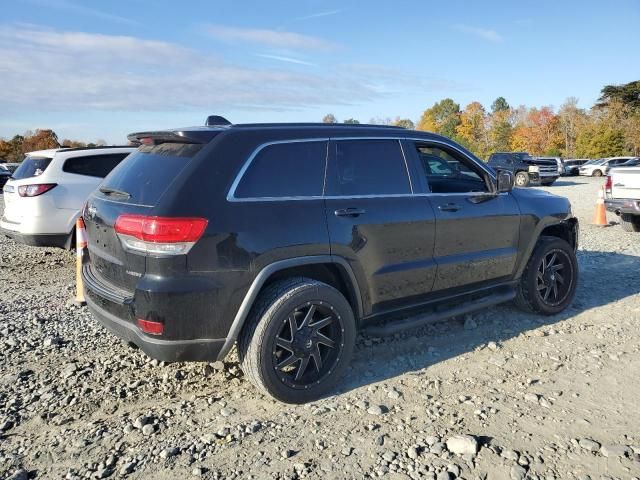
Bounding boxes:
[127,129,222,145]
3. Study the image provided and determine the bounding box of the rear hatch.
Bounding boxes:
[84,141,206,293]
[3,154,54,222]
[610,167,640,200]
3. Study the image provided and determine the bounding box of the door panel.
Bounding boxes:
[429,193,521,290]
[326,196,437,314]
[403,140,521,292]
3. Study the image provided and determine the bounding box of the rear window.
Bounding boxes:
[63,153,130,178]
[11,156,53,180]
[234,141,327,198]
[99,143,202,206]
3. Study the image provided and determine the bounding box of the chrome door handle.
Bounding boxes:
[438,203,460,212]
[334,208,366,217]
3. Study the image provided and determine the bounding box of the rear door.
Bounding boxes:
[84,143,202,292]
[324,138,437,315]
[404,140,521,291]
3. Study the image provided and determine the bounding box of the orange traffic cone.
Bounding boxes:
[74,217,88,305]
[592,186,608,227]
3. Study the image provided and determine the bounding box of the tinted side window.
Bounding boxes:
[414,143,488,194]
[235,141,327,198]
[63,153,129,178]
[326,140,410,196]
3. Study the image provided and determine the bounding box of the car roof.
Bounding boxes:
[128,123,452,145]
[26,146,134,157]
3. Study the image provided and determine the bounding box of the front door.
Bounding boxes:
[324,138,437,316]
[404,140,521,291]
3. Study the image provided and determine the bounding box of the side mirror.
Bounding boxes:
[496,170,514,193]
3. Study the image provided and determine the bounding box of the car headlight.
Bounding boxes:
[528,165,540,173]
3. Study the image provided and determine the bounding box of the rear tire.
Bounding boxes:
[238,277,356,403]
[515,171,530,187]
[515,236,578,315]
[620,214,640,232]
[592,170,603,177]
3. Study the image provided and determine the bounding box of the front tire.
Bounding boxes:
[620,214,640,232]
[592,170,603,177]
[239,278,356,403]
[515,236,578,315]
[515,171,530,187]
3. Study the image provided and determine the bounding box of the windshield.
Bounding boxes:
[11,156,54,180]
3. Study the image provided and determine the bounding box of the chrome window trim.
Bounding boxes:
[227,135,497,202]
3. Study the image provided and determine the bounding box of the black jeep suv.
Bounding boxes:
[82,121,579,403]
[488,152,559,187]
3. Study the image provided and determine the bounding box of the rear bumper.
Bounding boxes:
[0,225,70,248]
[85,293,225,362]
[605,198,640,215]
[82,264,227,362]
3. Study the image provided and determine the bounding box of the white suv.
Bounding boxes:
[1,146,136,248]
[579,157,634,177]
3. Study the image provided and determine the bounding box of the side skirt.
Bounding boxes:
[363,283,517,336]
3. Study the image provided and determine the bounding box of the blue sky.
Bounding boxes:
[1,0,639,144]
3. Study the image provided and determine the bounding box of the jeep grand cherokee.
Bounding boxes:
[82,120,579,403]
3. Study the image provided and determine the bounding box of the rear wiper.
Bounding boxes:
[99,186,131,199]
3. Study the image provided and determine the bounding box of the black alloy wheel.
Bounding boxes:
[271,301,343,389]
[535,250,573,306]
[239,278,356,403]
[514,236,578,315]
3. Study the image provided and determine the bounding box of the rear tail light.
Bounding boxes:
[137,318,164,335]
[605,175,612,195]
[17,183,57,197]
[114,214,208,256]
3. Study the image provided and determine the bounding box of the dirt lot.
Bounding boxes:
[1,177,639,480]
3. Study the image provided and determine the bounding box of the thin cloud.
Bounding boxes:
[255,53,315,66]
[455,24,503,43]
[24,0,140,26]
[205,24,337,51]
[294,9,343,21]
[0,24,416,113]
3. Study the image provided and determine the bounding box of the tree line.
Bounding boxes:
[323,80,640,160]
[0,130,106,163]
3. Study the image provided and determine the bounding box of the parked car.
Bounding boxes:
[4,163,21,174]
[561,159,589,176]
[82,119,579,403]
[0,164,12,189]
[605,166,640,232]
[610,157,640,171]
[579,157,634,177]
[487,152,559,187]
[1,146,136,248]
[536,156,563,175]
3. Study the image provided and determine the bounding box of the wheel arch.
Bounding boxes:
[514,217,579,278]
[217,255,362,360]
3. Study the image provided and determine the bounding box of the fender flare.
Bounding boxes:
[216,255,362,360]
[514,217,578,278]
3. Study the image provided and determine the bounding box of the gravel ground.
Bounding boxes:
[1,177,639,480]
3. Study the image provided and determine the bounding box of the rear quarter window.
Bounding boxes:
[63,153,130,178]
[234,141,327,199]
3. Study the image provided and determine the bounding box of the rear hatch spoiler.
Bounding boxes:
[128,127,228,146]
